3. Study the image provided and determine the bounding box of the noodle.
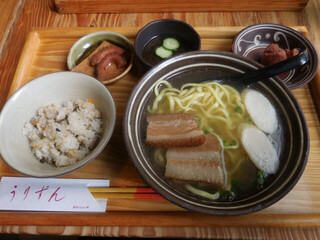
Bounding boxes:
[148,80,253,197]
[153,147,166,167]
[185,184,220,200]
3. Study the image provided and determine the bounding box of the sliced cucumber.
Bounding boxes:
[155,46,173,59]
[163,38,180,50]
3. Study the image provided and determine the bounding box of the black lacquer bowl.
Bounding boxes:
[123,51,309,216]
[134,19,201,75]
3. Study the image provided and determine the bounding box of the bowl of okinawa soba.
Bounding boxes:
[123,50,309,216]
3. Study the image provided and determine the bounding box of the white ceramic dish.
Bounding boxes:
[0,71,116,177]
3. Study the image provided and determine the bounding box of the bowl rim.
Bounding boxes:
[123,50,310,216]
[67,31,134,85]
[0,71,117,178]
[231,23,319,90]
[134,18,201,69]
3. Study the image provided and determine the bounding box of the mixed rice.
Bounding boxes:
[22,99,102,167]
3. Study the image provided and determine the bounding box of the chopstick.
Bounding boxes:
[88,187,155,193]
[88,187,163,199]
[91,193,163,199]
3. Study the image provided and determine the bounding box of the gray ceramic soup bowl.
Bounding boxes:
[232,23,318,89]
[123,51,309,216]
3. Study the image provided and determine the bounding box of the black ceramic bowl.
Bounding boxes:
[232,23,318,89]
[134,19,201,75]
[123,50,309,216]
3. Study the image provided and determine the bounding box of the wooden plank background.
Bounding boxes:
[54,0,310,13]
[0,0,320,238]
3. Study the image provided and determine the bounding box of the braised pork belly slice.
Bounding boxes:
[165,134,225,187]
[146,113,205,147]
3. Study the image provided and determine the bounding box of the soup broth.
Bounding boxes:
[142,35,190,66]
[147,80,281,201]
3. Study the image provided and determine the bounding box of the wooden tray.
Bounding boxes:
[0,26,320,228]
[54,0,309,13]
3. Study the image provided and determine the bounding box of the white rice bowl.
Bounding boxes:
[0,72,116,177]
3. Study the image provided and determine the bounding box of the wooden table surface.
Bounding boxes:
[0,0,320,239]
